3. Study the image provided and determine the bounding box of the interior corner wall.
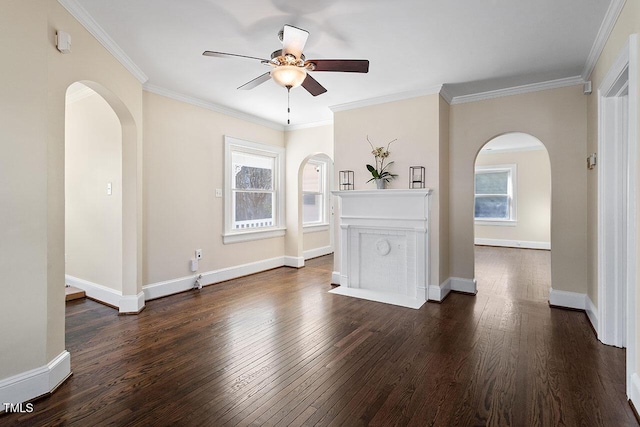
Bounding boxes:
[474,148,551,245]
[449,85,587,294]
[284,125,334,260]
[65,92,123,292]
[439,95,450,283]
[333,94,444,287]
[142,91,285,286]
[1,0,143,387]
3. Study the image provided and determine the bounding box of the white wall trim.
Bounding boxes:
[630,373,640,412]
[0,351,71,406]
[284,256,305,268]
[439,86,454,104]
[549,288,586,310]
[303,245,333,260]
[475,238,551,250]
[586,294,599,333]
[581,0,628,80]
[57,0,148,83]
[480,145,546,155]
[119,292,145,314]
[331,271,341,285]
[144,84,284,131]
[428,279,452,302]
[450,277,477,294]
[143,256,288,301]
[65,275,121,309]
[285,120,333,131]
[329,85,444,112]
[65,85,96,105]
[450,76,584,105]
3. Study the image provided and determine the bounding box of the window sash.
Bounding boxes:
[474,165,516,221]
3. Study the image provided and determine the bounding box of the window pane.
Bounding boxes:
[302,163,322,193]
[475,196,509,219]
[232,152,274,190]
[303,194,322,224]
[234,192,274,229]
[475,171,508,195]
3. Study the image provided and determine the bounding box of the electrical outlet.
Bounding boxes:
[215,189,222,198]
[195,249,202,259]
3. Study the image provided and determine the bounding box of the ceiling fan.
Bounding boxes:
[203,24,369,123]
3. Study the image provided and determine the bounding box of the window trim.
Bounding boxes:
[302,158,330,230]
[474,164,517,225]
[224,136,286,244]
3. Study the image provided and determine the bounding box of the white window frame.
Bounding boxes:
[302,158,330,233]
[224,136,286,244]
[474,164,517,226]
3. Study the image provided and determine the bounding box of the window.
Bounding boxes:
[302,159,329,230]
[474,164,517,224]
[224,136,285,243]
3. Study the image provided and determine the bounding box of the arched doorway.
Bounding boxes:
[64,81,142,313]
[473,132,551,302]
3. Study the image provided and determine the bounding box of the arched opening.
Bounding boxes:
[298,153,334,262]
[473,132,552,302]
[64,81,142,313]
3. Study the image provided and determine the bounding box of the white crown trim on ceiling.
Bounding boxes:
[143,84,285,131]
[57,0,148,84]
[581,0,628,80]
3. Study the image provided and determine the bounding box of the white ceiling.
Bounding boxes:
[66,0,612,128]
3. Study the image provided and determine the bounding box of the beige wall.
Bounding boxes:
[65,90,123,292]
[284,126,334,260]
[1,0,143,380]
[333,94,447,286]
[450,85,587,293]
[142,91,285,284]
[474,148,551,245]
[439,96,450,282]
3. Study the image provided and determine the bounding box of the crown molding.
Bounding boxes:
[57,0,148,84]
[285,120,333,131]
[65,85,96,104]
[143,84,285,131]
[439,85,454,104]
[450,76,584,105]
[581,0,627,80]
[480,145,546,155]
[329,85,444,112]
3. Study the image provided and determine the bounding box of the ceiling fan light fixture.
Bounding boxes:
[270,65,307,88]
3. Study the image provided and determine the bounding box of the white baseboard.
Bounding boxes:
[586,294,598,332]
[631,373,640,410]
[450,277,477,294]
[428,279,451,302]
[284,256,305,268]
[549,287,586,310]
[143,256,287,301]
[0,351,71,406]
[331,271,341,285]
[303,245,333,260]
[119,292,145,314]
[475,238,550,250]
[65,275,120,308]
[329,287,426,309]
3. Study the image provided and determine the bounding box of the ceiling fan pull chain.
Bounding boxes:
[287,86,291,125]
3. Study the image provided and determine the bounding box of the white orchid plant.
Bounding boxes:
[365,136,398,183]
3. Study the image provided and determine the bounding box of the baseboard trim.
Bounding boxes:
[586,294,598,334]
[0,351,71,406]
[119,292,145,314]
[331,271,341,285]
[303,245,333,260]
[284,256,305,268]
[475,238,550,250]
[65,275,121,309]
[549,287,586,310]
[631,374,640,419]
[450,277,477,294]
[143,256,288,301]
[428,279,452,302]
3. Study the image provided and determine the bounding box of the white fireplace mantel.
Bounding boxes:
[330,189,433,309]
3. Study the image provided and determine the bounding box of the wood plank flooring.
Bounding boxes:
[2,248,636,426]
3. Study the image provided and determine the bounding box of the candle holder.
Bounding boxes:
[339,170,354,191]
[409,166,425,189]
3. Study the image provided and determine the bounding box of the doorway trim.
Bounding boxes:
[597,34,638,400]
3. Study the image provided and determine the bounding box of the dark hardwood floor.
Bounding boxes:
[2,248,636,426]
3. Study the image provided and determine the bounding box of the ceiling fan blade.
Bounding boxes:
[282,24,309,59]
[203,51,268,62]
[237,72,272,90]
[305,59,369,73]
[302,74,327,97]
